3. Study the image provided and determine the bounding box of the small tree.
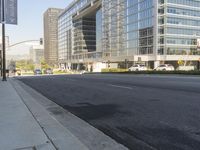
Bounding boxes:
[16,59,35,71]
[40,59,51,70]
[16,60,27,70]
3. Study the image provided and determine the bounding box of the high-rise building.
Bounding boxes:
[29,45,44,65]
[58,0,200,71]
[43,8,63,66]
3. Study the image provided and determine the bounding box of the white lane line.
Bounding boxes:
[68,79,77,81]
[108,84,133,90]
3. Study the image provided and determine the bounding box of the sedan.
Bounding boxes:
[155,64,175,71]
[34,69,42,75]
[128,64,147,71]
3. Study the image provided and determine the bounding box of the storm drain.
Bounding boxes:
[14,146,37,150]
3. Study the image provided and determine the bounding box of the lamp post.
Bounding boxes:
[0,0,18,80]
[2,0,7,81]
[1,39,42,77]
[0,50,2,76]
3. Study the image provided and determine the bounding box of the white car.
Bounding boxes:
[80,70,87,74]
[155,64,175,71]
[128,64,147,71]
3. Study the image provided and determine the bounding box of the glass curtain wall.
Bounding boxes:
[96,8,102,52]
[58,0,93,62]
[102,0,154,57]
[138,0,154,55]
[158,0,200,55]
[73,17,96,54]
[102,0,126,57]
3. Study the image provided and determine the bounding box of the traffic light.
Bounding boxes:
[40,38,43,45]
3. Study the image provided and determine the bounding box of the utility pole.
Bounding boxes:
[2,0,6,81]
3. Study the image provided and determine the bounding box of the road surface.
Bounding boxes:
[17,74,200,150]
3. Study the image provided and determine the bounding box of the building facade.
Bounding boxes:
[30,45,44,65]
[58,0,200,71]
[44,8,63,66]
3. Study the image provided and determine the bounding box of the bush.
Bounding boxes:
[53,70,67,74]
[126,70,200,75]
[100,69,200,75]
[102,68,128,72]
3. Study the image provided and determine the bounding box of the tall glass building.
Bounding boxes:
[58,0,200,70]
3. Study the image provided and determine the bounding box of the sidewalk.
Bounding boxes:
[0,79,56,150]
[0,78,128,150]
[0,79,89,150]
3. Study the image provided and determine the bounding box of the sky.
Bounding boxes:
[6,0,73,55]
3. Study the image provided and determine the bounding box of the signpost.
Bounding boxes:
[0,0,17,81]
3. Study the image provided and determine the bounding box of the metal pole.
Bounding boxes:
[0,50,2,76]
[2,0,6,81]
[0,0,2,77]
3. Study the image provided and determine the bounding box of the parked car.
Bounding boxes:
[46,68,53,74]
[34,69,42,75]
[15,69,21,76]
[155,64,175,71]
[128,64,147,71]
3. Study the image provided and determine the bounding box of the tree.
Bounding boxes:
[16,59,35,71]
[40,59,51,70]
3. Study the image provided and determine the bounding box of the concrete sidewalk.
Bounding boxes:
[0,78,128,150]
[0,79,89,150]
[0,79,57,150]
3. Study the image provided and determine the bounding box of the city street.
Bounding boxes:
[17,74,200,150]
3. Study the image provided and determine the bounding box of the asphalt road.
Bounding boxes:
[17,74,200,150]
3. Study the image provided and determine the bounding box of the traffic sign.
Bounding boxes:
[5,0,18,24]
[178,60,184,65]
[0,0,18,25]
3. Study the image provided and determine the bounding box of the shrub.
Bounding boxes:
[101,68,128,72]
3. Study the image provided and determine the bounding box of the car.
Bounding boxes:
[46,68,53,74]
[155,64,175,71]
[34,69,42,75]
[15,69,21,76]
[128,64,147,71]
[80,70,87,74]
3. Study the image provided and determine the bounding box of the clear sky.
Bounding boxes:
[6,0,73,55]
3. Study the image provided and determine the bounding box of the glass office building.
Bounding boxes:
[158,0,200,55]
[58,0,200,70]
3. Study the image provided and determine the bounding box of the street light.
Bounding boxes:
[7,39,42,49]
[0,39,43,78]
[2,0,6,81]
[1,0,18,81]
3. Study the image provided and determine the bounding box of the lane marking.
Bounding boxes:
[68,79,77,81]
[108,84,133,90]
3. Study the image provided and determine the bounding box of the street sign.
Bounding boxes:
[178,60,184,65]
[0,0,17,24]
[5,0,18,25]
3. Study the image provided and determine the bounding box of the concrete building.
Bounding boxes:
[58,0,200,71]
[30,45,44,65]
[43,8,63,66]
